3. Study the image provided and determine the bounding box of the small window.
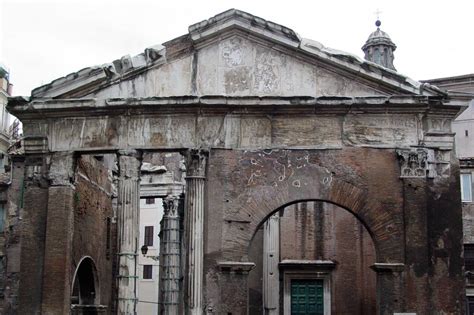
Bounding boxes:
[461,174,473,202]
[144,226,154,246]
[373,48,381,65]
[143,265,153,279]
[145,197,155,205]
[466,130,469,137]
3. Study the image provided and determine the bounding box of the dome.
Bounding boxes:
[362,28,396,51]
[361,21,397,71]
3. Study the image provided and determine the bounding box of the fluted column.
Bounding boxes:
[116,150,142,315]
[159,195,181,314]
[185,149,207,315]
[263,213,280,315]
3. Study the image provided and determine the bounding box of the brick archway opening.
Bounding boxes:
[248,200,377,315]
[248,198,379,258]
[71,256,100,306]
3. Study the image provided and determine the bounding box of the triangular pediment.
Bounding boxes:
[31,9,445,99]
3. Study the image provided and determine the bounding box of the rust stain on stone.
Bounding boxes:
[150,132,166,146]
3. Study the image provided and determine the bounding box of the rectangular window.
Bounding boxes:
[146,197,155,205]
[144,226,154,246]
[143,265,153,279]
[461,173,473,202]
[465,244,474,272]
[467,296,474,315]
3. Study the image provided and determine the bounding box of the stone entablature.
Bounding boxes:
[8,96,462,154]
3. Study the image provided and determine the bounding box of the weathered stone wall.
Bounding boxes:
[87,34,385,100]
[204,147,464,314]
[21,100,429,153]
[247,227,264,315]
[427,155,465,313]
[73,155,115,313]
[0,157,24,314]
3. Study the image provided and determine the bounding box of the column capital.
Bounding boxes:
[186,149,208,178]
[117,150,142,181]
[48,151,75,187]
[163,195,180,217]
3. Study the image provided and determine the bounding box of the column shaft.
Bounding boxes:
[160,196,181,314]
[263,213,280,314]
[117,151,141,315]
[185,150,207,315]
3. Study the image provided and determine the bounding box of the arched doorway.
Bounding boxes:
[71,256,99,306]
[248,200,377,315]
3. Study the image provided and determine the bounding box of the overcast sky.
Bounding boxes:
[1,0,473,96]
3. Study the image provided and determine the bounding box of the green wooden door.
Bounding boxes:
[291,279,324,315]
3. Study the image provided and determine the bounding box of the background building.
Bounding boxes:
[137,196,162,315]
[0,65,13,165]
[0,64,17,314]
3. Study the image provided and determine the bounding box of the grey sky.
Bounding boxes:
[1,0,473,96]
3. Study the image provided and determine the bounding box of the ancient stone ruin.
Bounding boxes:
[5,9,468,315]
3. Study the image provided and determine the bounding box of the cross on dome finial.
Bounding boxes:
[374,9,382,28]
[362,8,397,71]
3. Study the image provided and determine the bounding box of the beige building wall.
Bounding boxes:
[137,197,163,315]
[0,66,13,169]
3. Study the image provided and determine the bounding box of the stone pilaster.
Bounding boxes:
[263,213,279,314]
[159,195,181,314]
[185,149,207,315]
[116,150,141,315]
[216,262,255,314]
[370,263,405,315]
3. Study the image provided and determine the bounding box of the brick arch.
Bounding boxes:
[221,169,403,264]
[71,256,100,305]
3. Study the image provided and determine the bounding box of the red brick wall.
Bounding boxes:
[72,155,115,313]
[248,201,376,315]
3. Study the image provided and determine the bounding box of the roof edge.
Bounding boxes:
[188,9,300,45]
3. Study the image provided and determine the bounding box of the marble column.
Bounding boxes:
[116,150,142,315]
[185,149,207,315]
[263,213,280,315]
[159,195,181,314]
